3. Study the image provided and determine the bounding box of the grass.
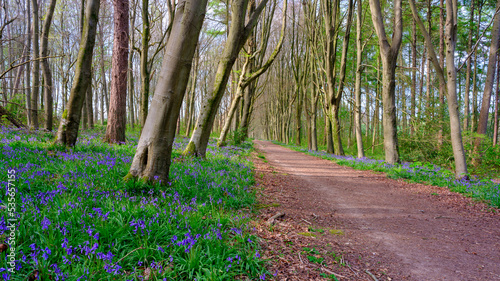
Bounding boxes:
[273,141,500,208]
[0,127,269,280]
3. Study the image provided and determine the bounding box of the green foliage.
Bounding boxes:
[228,128,246,146]
[0,128,268,279]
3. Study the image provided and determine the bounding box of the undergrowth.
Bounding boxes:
[0,127,267,280]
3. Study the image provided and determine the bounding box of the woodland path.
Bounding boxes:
[253,140,500,281]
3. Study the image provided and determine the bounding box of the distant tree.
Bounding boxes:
[183,0,270,158]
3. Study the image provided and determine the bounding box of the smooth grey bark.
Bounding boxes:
[40,0,57,131]
[354,0,364,158]
[369,0,403,164]
[55,0,100,146]
[184,0,270,157]
[105,0,129,143]
[127,0,208,183]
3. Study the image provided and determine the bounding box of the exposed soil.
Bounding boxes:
[251,140,500,281]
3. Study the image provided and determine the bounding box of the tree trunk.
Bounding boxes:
[411,17,417,135]
[98,23,108,125]
[445,0,468,177]
[185,52,198,137]
[354,0,364,158]
[55,0,100,146]
[473,0,500,163]
[494,57,500,146]
[105,0,129,144]
[369,0,402,164]
[184,0,270,157]
[128,0,137,129]
[463,0,475,132]
[31,0,40,129]
[140,0,150,126]
[409,0,468,178]
[437,0,445,147]
[26,0,32,127]
[86,83,94,128]
[40,0,57,131]
[127,0,208,183]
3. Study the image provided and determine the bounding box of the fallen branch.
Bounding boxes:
[320,266,346,279]
[267,211,285,225]
[301,218,312,225]
[115,246,144,264]
[0,105,25,128]
[366,269,379,281]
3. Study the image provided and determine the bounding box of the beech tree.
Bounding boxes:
[127,0,208,183]
[409,0,468,178]
[369,0,402,164]
[55,0,100,146]
[183,0,270,158]
[40,0,57,131]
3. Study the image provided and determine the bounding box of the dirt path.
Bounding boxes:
[253,140,500,281]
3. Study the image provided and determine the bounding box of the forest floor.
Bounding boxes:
[251,140,500,281]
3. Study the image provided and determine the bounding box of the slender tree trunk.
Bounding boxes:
[445,0,468,177]
[140,0,150,126]
[473,0,500,163]
[369,0,403,164]
[471,3,483,133]
[295,88,302,146]
[26,0,32,127]
[411,17,417,135]
[128,0,137,129]
[326,115,334,153]
[184,0,270,157]
[105,0,129,143]
[98,23,109,124]
[86,83,94,128]
[185,52,198,137]
[464,0,475,132]
[31,0,40,129]
[494,57,500,146]
[409,0,468,178]
[354,0,364,158]
[127,0,208,183]
[437,0,445,146]
[55,0,100,146]
[40,0,57,131]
